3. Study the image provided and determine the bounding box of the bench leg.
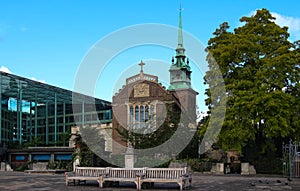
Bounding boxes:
[179,178,183,191]
[99,176,103,188]
[136,177,141,190]
[99,179,103,188]
[134,180,139,190]
[184,179,189,190]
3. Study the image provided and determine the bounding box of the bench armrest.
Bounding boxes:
[65,172,75,177]
[180,172,192,178]
[136,173,145,179]
[100,173,109,178]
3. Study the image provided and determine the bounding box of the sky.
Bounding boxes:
[0,0,300,113]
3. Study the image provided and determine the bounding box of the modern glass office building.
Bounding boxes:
[0,71,112,148]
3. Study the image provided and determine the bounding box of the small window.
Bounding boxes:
[32,154,51,161]
[16,155,25,161]
[54,154,72,161]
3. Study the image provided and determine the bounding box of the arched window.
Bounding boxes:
[128,104,156,130]
[135,106,139,128]
[129,106,134,129]
[140,106,144,122]
[145,105,149,122]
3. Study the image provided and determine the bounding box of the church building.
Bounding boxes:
[111,9,198,154]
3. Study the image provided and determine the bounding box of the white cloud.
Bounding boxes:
[271,12,300,41]
[30,77,46,83]
[0,66,12,74]
[197,110,208,122]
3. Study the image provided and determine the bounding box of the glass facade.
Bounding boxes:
[0,71,112,148]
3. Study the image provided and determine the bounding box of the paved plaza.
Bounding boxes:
[0,171,299,191]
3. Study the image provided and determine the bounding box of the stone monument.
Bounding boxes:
[125,143,136,168]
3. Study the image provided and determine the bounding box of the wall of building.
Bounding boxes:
[0,72,112,148]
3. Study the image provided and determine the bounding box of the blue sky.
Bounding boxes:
[1,0,300,113]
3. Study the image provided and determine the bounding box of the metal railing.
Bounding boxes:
[283,140,300,179]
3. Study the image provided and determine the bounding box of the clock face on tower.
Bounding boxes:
[134,83,150,97]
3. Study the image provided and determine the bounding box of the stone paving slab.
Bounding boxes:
[0,171,300,191]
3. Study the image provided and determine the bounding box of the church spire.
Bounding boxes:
[177,4,183,48]
[168,5,192,91]
[175,4,186,60]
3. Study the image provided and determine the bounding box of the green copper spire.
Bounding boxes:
[176,4,185,58]
[168,4,192,91]
[177,4,183,48]
[174,4,189,69]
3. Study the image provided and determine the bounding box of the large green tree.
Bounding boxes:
[204,9,300,153]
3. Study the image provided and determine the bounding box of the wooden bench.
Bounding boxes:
[66,167,192,190]
[65,167,107,186]
[138,167,192,191]
[99,167,144,189]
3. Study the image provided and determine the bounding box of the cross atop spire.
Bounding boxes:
[138,60,145,72]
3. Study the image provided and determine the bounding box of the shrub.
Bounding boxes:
[254,157,282,174]
[14,164,29,172]
[47,160,73,170]
[173,158,213,172]
[135,156,170,168]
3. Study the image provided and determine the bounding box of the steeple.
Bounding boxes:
[177,4,183,49]
[175,4,187,66]
[168,5,192,91]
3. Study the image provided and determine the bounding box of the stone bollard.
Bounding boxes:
[1,162,13,171]
[5,163,13,171]
[0,162,5,171]
[241,162,257,175]
[211,163,224,174]
[241,163,250,175]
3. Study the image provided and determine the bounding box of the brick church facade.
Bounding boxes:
[111,10,198,154]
